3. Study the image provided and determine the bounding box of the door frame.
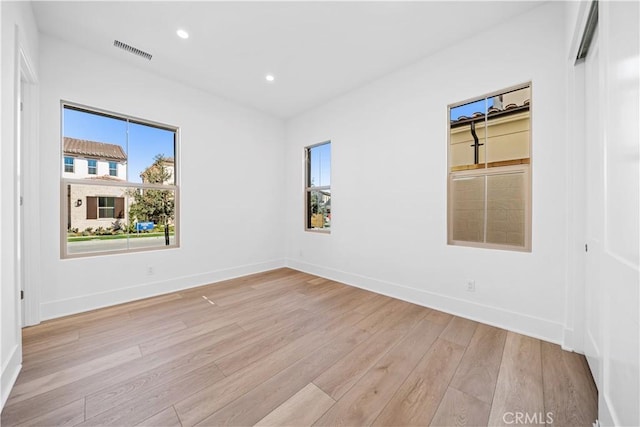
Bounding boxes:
[15,27,40,327]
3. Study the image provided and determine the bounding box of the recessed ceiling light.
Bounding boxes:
[176,29,189,39]
[265,74,275,82]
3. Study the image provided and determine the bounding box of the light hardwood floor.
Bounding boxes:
[2,268,597,426]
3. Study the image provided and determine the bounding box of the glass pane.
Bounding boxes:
[485,86,530,165]
[64,157,74,173]
[486,173,526,246]
[63,107,127,180]
[309,143,331,187]
[450,99,488,170]
[66,184,176,255]
[308,189,331,230]
[128,122,175,185]
[451,176,485,242]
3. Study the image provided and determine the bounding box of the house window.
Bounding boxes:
[98,197,116,218]
[62,103,179,257]
[305,141,331,232]
[448,83,531,251]
[87,159,97,175]
[64,157,74,173]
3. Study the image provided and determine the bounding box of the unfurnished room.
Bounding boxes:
[1,1,638,426]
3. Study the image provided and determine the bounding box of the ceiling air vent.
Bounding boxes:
[113,40,152,61]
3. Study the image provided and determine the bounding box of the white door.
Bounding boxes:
[583,28,602,385]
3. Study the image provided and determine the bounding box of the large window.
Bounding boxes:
[305,141,331,232]
[448,84,531,251]
[61,103,179,257]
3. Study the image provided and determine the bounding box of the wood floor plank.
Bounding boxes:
[313,317,446,426]
[355,298,426,335]
[1,324,244,425]
[14,398,85,427]
[85,324,245,418]
[313,303,428,400]
[174,312,367,427]
[78,361,225,426]
[254,383,335,427]
[8,346,142,405]
[427,309,454,325]
[372,338,466,426]
[21,330,79,355]
[449,323,507,404]
[194,322,371,426]
[439,316,478,347]
[214,311,326,376]
[135,406,182,427]
[21,320,186,376]
[353,293,393,316]
[487,332,545,426]
[236,306,312,332]
[541,341,598,426]
[429,387,491,427]
[181,290,307,328]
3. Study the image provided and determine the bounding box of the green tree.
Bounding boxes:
[128,154,175,226]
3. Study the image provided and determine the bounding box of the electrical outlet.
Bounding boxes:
[147,266,154,275]
[466,280,475,292]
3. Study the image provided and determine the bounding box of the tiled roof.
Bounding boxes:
[451,99,530,127]
[63,137,127,161]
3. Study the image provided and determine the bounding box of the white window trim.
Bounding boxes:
[447,82,532,252]
[61,101,181,259]
[304,141,331,233]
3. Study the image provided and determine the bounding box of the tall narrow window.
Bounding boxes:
[64,156,74,173]
[62,103,179,257]
[448,84,531,251]
[305,141,331,232]
[87,159,97,175]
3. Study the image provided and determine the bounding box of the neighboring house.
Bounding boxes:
[63,137,129,231]
[140,156,174,185]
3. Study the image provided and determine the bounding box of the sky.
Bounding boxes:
[63,107,175,183]
[309,142,331,187]
[450,97,494,121]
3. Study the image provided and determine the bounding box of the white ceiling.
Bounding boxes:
[32,1,542,119]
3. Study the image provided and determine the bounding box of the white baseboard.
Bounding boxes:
[286,258,564,345]
[40,259,286,321]
[1,344,22,410]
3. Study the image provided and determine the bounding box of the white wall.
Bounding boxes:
[284,2,568,344]
[38,35,285,319]
[0,0,39,409]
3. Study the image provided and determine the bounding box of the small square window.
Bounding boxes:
[88,159,97,175]
[109,161,118,177]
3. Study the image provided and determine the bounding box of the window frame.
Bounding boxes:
[447,82,532,252]
[108,161,118,177]
[98,196,116,219]
[64,156,75,173]
[304,141,331,233]
[87,158,97,175]
[60,101,180,259]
